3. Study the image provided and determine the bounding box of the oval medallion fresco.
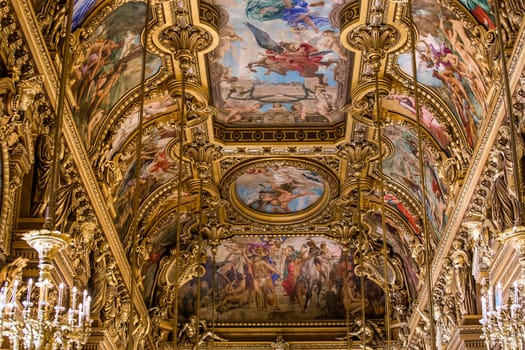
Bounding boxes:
[235,164,324,214]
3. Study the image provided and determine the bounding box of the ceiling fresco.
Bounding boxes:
[383,124,448,237]
[383,92,450,153]
[112,119,183,235]
[54,0,499,336]
[73,0,99,29]
[175,236,387,322]
[6,0,525,346]
[209,0,350,126]
[106,92,179,158]
[222,159,338,224]
[233,164,325,214]
[70,1,162,150]
[395,0,490,148]
[457,0,494,29]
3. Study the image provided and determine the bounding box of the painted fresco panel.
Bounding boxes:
[31,0,102,31]
[210,0,349,126]
[178,236,385,322]
[383,124,448,236]
[372,214,419,297]
[113,121,179,235]
[73,0,100,28]
[234,164,324,214]
[384,92,450,153]
[108,93,179,158]
[396,0,488,148]
[70,2,162,147]
[457,0,494,28]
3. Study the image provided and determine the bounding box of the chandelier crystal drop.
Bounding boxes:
[0,229,92,350]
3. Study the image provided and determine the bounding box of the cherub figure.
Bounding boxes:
[321,30,347,59]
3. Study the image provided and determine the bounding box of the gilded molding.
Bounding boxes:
[0,141,9,260]
[220,158,339,224]
[214,121,347,143]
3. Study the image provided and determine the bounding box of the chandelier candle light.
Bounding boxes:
[0,229,92,349]
[481,277,525,349]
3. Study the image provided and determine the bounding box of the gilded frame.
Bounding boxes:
[0,141,9,254]
[221,158,339,224]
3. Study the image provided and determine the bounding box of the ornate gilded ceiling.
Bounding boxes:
[13,0,520,345]
[51,0,493,316]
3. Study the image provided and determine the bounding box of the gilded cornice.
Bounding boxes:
[10,0,58,102]
[213,121,347,144]
[0,141,10,260]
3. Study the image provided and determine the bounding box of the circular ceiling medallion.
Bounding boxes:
[222,159,338,223]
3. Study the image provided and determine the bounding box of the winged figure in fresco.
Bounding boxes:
[244,22,285,53]
[243,22,336,85]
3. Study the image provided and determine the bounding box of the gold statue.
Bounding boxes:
[178,315,228,350]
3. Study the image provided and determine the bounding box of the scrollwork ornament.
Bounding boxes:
[37,0,67,50]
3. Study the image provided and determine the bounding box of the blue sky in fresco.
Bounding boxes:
[72,0,98,28]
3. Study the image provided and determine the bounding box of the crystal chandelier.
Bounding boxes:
[480,226,525,350]
[0,229,92,350]
[481,280,525,349]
